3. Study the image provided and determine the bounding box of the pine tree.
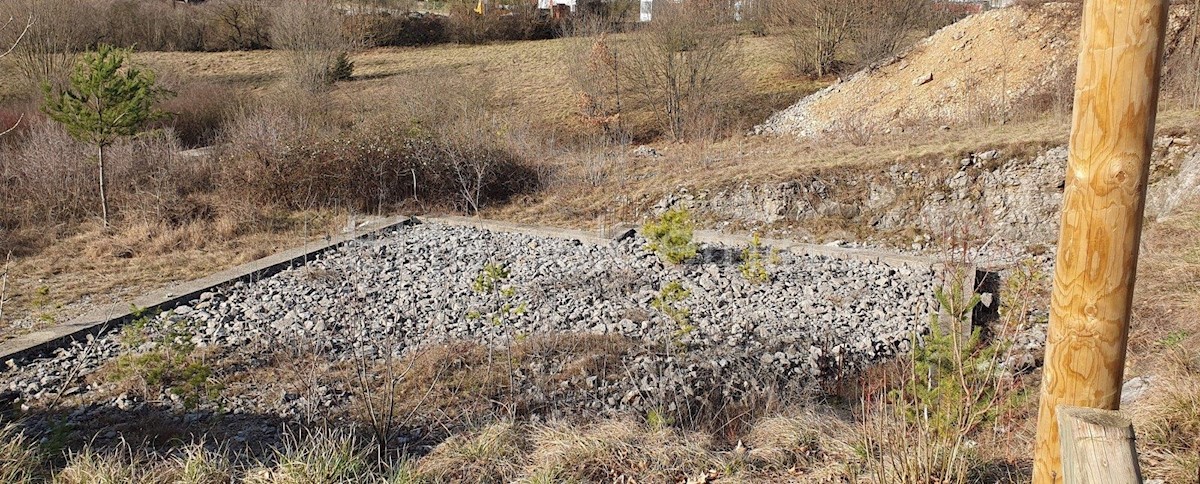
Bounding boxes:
[42,44,166,227]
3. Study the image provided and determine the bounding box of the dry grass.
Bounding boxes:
[415,421,530,483]
[1125,209,1200,482]
[92,34,817,141]
[0,210,344,342]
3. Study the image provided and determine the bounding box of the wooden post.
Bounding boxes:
[1031,0,1170,482]
[1057,405,1143,484]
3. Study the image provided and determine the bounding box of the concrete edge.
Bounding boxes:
[0,216,419,364]
[2,214,986,365]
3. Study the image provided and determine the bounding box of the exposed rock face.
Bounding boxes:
[658,138,1197,256]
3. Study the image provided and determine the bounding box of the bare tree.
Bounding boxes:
[3,0,100,91]
[209,0,272,50]
[270,0,352,93]
[622,1,741,141]
[0,10,31,136]
[851,0,932,67]
[776,0,864,77]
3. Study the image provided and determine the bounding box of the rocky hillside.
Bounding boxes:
[655,136,1198,259]
[756,3,1195,138]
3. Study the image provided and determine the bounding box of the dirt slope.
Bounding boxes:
[757,3,1192,138]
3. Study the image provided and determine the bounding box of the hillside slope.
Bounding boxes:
[757,3,1193,138]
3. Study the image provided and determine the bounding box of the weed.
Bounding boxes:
[643,208,698,265]
[0,423,40,483]
[646,407,674,431]
[1161,330,1191,348]
[107,318,222,410]
[31,285,50,307]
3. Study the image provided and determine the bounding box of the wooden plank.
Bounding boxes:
[1032,0,1170,481]
[1057,405,1143,484]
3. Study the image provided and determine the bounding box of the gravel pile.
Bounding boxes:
[3,221,939,426]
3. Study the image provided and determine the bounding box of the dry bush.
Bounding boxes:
[106,130,217,227]
[152,78,242,148]
[0,120,94,228]
[102,0,208,52]
[349,11,448,47]
[564,22,626,140]
[217,80,540,215]
[622,1,742,141]
[206,0,272,51]
[1,0,102,92]
[0,119,218,252]
[270,0,352,93]
[445,1,559,44]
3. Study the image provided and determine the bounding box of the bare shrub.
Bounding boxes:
[0,13,32,135]
[1164,0,1200,108]
[446,2,493,44]
[775,0,864,77]
[270,0,353,93]
[107,129,218,228]
[446,1,559,44]
[206,0,272,51]
[2,0,102,91]
[564,21,626,140]
[153,78,242,148]
[217,79,539,215]
[622,1,741,141]
[850,0,934,67]
[350,11,448,47]
[0,120,94,227]
[102,0,208,52]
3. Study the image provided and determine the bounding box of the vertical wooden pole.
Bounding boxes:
[1032,0,1169,482]
[1057,405,1143,484]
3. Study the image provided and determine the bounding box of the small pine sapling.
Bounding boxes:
[42,44,167,227]
[643,208,698,265]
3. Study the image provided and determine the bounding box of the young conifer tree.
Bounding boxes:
[43,44,166,227]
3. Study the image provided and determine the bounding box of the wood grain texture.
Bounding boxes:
[1032,0,1169,482]
[1057,406,1143,484]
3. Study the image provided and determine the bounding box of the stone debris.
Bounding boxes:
[2,222,940,422]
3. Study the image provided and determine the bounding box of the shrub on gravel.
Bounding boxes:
[642,208,698,264]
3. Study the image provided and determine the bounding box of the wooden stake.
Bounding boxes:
[1057,405,1143,484]
[1032,0,1169,482]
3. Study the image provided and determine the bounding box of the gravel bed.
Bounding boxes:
[2,221,939,437]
